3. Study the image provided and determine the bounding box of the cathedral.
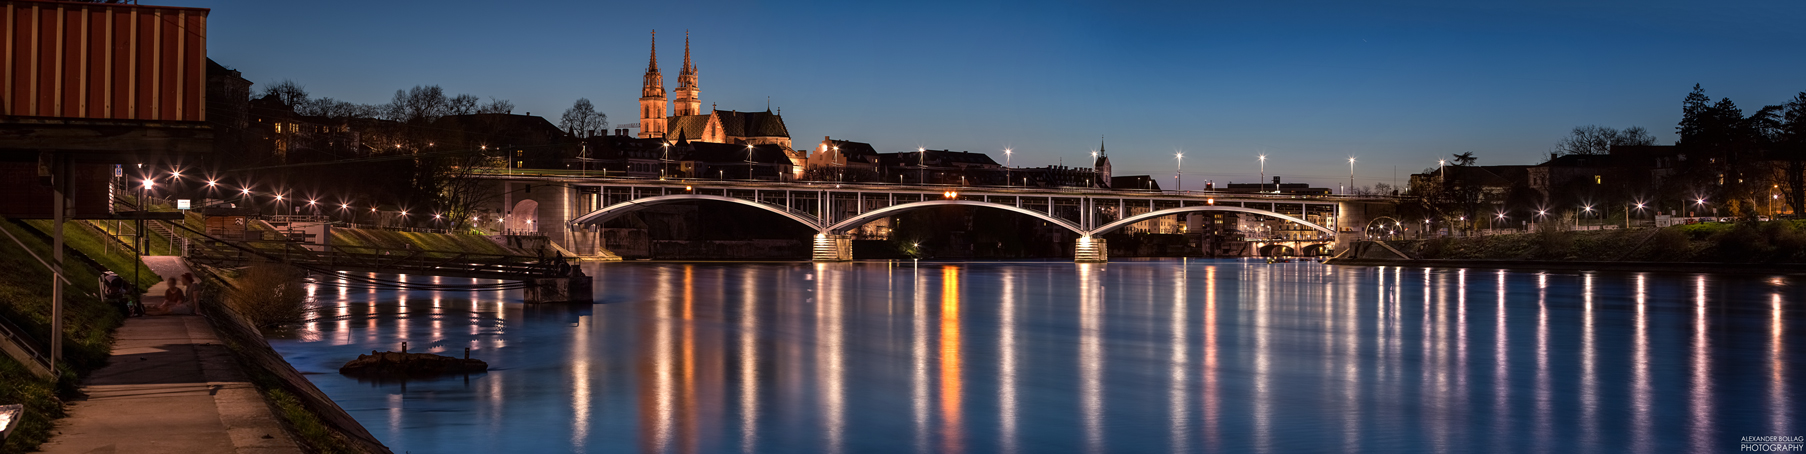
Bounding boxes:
[636,31,792,150]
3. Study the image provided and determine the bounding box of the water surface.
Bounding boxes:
[269,260,1806,453]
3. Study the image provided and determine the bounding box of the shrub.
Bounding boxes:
[224,264,309,327]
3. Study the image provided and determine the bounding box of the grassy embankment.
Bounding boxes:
[0,218,156,454]
[1391,220,1806,263]
[328,227,519,255]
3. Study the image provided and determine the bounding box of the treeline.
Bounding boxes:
[1402,85,1806,229]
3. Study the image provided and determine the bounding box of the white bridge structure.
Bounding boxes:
[484,174,1389,262]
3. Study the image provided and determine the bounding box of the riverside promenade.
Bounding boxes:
[38,257,299,454]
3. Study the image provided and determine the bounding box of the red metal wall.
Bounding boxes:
[2,0,208,121]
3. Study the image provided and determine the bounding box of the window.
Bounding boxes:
[1595,175,1602,184]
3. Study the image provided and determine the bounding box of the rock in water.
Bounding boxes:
[339,351,488,378]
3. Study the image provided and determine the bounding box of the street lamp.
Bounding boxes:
[1581,205,1595,230]
[1004,148,1012,186]
[1347,157,1356,195]
[1175,152,1184,192]
[1258,155,1266,193]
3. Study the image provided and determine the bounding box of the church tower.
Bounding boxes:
[638,31,668,139]
[673,32,701,117]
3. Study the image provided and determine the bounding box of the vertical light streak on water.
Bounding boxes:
[1631,274,1650,454]
[999,268,1018,454]
[1492,270,1509,450]
[304,283,319,340]
[1168,265,1189,453]
[1202,266,1220,451]
[1252,264,1271,454]
[570,311,591,451]
[679,266,701,454]
[1690,275,1713,453]
[818,263,846,454]
[1534,273,1550,453]
[1425,269,1449,453]
[396,275,409,347]
[1772,292,1788,436]
[1078,263,1104,454]
[1340,268,1361,450]
[1455,268,1468,442]
[939,266,964,454]
[739,268,759,453]
[912,263,929,454]
[1580,274,1596,451]
[431,296,443,343]
[648,267,675,453]
[388,393,404,442]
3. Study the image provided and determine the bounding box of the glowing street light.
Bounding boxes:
[1258,155,1267,193]
[1175,152,1184,191]
[1347,157,1356,195]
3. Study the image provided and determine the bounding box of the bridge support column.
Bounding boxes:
[1074,236,1108,263]
[812,234,853,262]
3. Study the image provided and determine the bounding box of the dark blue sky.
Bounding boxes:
[194,0,1806,190]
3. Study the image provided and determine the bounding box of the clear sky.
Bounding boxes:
[191,0,1806,190]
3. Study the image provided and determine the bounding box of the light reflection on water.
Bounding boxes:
[266,260,1806,453]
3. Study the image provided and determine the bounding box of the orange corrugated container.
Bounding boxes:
[2,0,208,122]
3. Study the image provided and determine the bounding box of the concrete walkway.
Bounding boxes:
[40,258,299,454]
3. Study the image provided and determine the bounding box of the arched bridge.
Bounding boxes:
[493,177,1378,262]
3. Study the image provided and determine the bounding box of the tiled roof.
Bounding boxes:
[667,115,710,141]
[714,110,789,138]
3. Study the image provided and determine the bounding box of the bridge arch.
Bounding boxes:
[1089,205,1335,236]
[567,194,822,231]
[825,200,1085,235]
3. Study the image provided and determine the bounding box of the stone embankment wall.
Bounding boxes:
[198,267,393,454]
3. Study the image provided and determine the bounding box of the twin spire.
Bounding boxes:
[681,31,695,77]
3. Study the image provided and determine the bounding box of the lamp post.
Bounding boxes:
[1258,155,1266,193]
[1347,157,1356,195]
[1581,205,1594,230]
[1175,152,1184,192]
[1004,148,1012,186]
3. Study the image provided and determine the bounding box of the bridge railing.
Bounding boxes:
[473,168,1396,202]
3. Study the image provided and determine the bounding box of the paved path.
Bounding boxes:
[40,258,299,454]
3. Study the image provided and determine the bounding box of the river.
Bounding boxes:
[267,260,1805,453]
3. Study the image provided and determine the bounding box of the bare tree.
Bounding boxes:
[478,97,514,115]
[385,85,449,123]
[260,79,309,107]
[448,94,479,116]
[1556,125,1657,155]
[559,98,608,138]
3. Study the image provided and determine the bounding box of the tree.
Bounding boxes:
[1555,125,1656,155]
[448,94,480,116]
[1782,93,1806,217]
[385,85,449,123]
[1678,84,1712,145]
[559,98,607,138]
[478,97,514,115]
[1451,151,1476,166]
[259,79,309,107]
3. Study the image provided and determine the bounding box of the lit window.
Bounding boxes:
[1595,175,1602,184]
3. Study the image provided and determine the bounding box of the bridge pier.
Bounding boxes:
[1074,236,1108,262]
[812,233,853,262]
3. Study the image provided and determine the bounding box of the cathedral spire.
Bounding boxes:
[681,31,694,75]
[674,30,701,117]
[639,30,668,139]
[647,30,659,73]
[1099,136,1106,156]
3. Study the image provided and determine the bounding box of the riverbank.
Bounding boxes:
[0,219,134,453]
[1328,220,1806,273]
[193,264,394,454]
